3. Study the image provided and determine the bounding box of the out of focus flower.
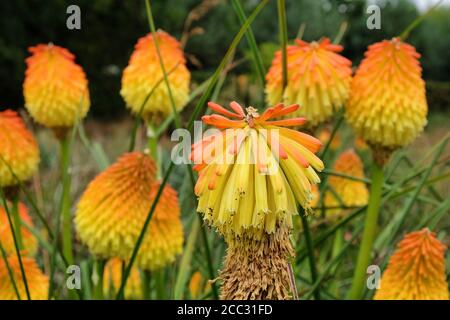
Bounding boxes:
[346,38,427,149]
[189,271,210,299]
[317,127,342,151]
[375,228,448,300]
[0,202,38,256]
[75,152,183,271]
[23,44,90,128]
[0,110,40,187]
[103,257,142,299]
[192,101,323,239]
[0,256,48,300]
[121,30,190,123]
[266,38,352,127]
[325,149,368,218]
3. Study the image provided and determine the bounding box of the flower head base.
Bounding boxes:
[0,256,49,300]
[24,44,90,128]
[192,101,323,239]
[0,110,40,187]
[103,258,142,299]
[346,38,427,148]
[121,30,190,123]
[75,152,183,271]
[266,38,352,127]
[1,202,38,256]
[375,228,449,300]
[325,149,368,218]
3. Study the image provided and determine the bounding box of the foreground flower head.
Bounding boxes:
[75,152,183,271]
[0,110,40,187]
[375,228,449,300]
[121,30,190,123]
[346,38,427,148]
[325,149,368,218]
[266,38,352,127]
[0,201,38,256]
[23,44,90,128]
[0,256,49,300]
[103,258,142,299]
[192,101,323,238]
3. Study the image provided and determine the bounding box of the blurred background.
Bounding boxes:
[0,0,449,119]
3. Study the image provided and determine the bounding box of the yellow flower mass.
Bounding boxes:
[0,110,40,187]
[375,228,449,300]
[192,101,323,239]
[23,44,90,128]
[75,152,183,271]
[0,256,49,300]
[121,30,190,123]
[346,38,427,148]
[266,38,352,127]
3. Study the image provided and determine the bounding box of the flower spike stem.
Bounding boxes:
[11,194,23,249]
[60,133,74,265]
[348,162,384,299]
[277,0,288,90]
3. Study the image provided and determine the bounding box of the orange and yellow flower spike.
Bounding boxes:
[266,38,352,127]
[0,110,40,187]
[0,202,38,256]
[0,256,49,300]
[23,44,90,128]
[192,101,323,239]
[346,38,427,149]
[121,30,190,123]
[375,228,449,300]
[75,152,183,271]
[325,149,368,218]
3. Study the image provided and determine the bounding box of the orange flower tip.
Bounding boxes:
[207,102,242,119]
[229,101,245,117]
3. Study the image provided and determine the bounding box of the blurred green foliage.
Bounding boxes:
[0,0,449,119]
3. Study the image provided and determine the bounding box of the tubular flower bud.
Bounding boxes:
[375,229,449,300]
[24,44,90,128]
[266,38,352,127]
[346,38,427,149]
[192,101,323,239]
[121,30,190,123]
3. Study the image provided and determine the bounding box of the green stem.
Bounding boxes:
[142,270,152,299]
[299,211,320,300]
[60,135,74,265]
[93,259,105,300]
[198,214,219,299]
[147,124,160,178]
[348,163,384,300]
[11,195,23,249]
[277,0,288,91]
